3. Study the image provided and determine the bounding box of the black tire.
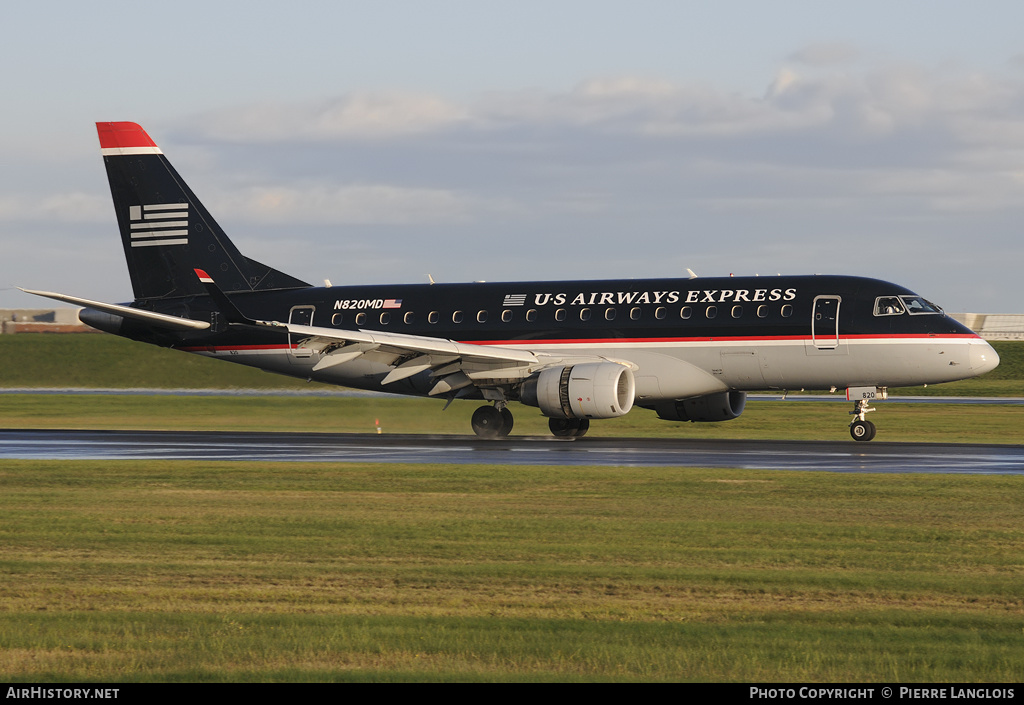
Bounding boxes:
[850,419,876,442]
[549,417,576,437]
[472,406,505,439]
[549,417,589,438]
[499,408,514,437]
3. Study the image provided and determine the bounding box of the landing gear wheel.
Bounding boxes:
[499,407,514,436]
[472,405,512,439]
[850,419,876,442]
[548,417,590,438]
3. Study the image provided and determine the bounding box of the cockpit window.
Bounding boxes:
[900,296,943,315]
[874,297,905,316]
[874,295,944,317]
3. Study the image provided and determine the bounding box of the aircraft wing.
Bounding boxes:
[277,321,573,395]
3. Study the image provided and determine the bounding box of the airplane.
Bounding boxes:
[23,121,1000,441]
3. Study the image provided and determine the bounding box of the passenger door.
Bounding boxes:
[810,296,843,351]
[288,306,316,362]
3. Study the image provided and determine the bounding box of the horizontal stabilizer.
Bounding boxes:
[19,288,211,331]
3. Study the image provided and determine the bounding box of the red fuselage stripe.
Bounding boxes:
[180,333,979,353]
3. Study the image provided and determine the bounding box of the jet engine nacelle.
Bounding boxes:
[520,362,636,419]
[653,391,747,422]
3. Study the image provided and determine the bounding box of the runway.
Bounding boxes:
[2,429,1023,474]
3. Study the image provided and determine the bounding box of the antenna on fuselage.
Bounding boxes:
[686,268,698,279]
[427,274,436,285]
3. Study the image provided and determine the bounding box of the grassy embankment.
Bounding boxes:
[1,335,1022,441]
[1,459,1021,682]
[3,334,1023,395]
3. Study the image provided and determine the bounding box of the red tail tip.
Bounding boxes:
[96,122,159,150]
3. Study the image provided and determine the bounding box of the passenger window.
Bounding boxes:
[555,308,567,322]
[404,311,415,324]
[757,305,768,318]
[477,310,488,323]
[355,312,366,325]
[453,310,464,323]
[331,313,343,326]
[501,310,512,323]
[680,306,692,320]
[781,305,793,318]
[379,312,391,325]
[630,307,641,320]
[706,306,717,319]
[428,311,439,324]
[655,307,666,320]
[526,309,537,322]
[580,308,592,321]
[605,308,616,321]
[731,305,742,319]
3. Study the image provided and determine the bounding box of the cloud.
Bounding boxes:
[187,92,469,141]
[174,62,1024,160]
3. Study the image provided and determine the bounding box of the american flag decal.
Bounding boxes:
[383,299,403,309]
[129,203,189,248]
[503,294,527,306]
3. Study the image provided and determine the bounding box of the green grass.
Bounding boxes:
[0,334,327,390]
[0,460,1021,681]
[1,393,1022,443]
[1,334,1022,396]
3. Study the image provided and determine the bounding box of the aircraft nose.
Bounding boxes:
[969,340,999,375]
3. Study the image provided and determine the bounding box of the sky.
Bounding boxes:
[3,0,1024,313]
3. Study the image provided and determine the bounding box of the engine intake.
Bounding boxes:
[652,391,747,422]
[520,362,635,419]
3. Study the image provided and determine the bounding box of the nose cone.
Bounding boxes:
[969,340,999,376]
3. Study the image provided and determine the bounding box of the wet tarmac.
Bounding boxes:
[2,429,1023,474]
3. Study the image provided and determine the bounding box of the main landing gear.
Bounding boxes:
[470,404,590,439]
[849,398,877,442]
[471,404,514,439]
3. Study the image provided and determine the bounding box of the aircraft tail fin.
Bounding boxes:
[97,122,310,301]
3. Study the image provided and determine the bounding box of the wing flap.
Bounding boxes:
[284,322,540,366]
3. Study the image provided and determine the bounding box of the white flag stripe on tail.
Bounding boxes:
[131,230,188,239]
[132,221,187,229]
[143,212,188,220]
[132,238,189,248]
